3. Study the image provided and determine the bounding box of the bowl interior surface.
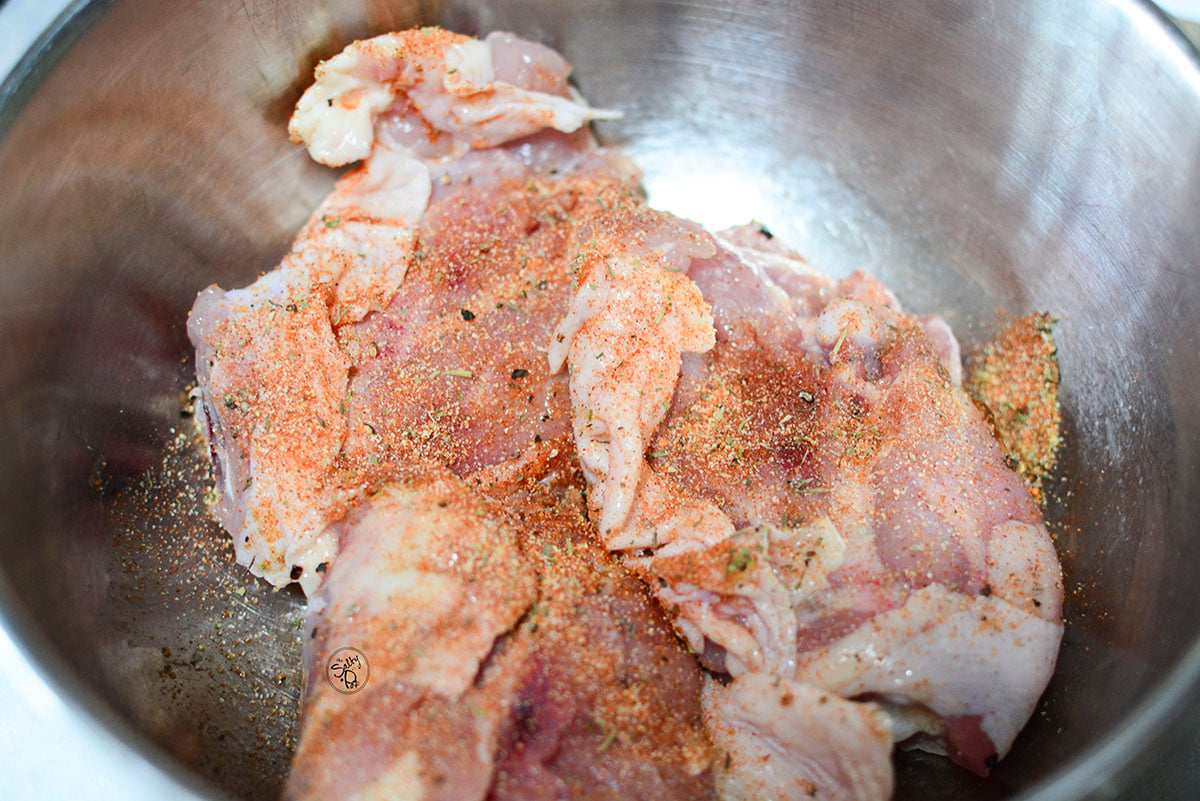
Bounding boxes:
[2,1,1200,799]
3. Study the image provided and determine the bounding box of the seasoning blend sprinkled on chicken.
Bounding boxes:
[193,28,712,801]
[188,27,620,592]
[285,474,713,801]
[188,27,1063,801]
[556,223,1063,798]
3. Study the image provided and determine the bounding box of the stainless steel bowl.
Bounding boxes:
[2,1,1199,798]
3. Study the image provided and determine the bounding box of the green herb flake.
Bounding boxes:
[830,329,848,360]
[727,548,756,574]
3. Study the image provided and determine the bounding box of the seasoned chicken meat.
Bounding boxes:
[188,27,1064,801]
[188,28,619,591]
[286,472,713,801]
[285,474,536,801]
[554,223,1063,793]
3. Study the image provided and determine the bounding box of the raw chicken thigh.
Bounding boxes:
[285,472,712,801]
[188,26,1063,801]
[193,28,713,801]
[552,221,1063,796]
[188,28,620,591]
[285,474,536,801]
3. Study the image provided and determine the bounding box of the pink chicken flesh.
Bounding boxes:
[187,27,1063,801]
[285,472,713,801]
[552,218,1063,795]
[187,27,620,592]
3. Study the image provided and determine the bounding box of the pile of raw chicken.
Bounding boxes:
[188,28,1063,801]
